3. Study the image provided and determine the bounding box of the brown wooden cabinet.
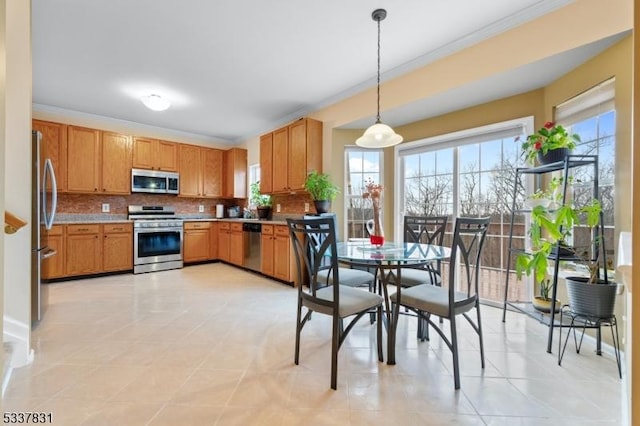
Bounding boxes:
[65,224,102,276]
[259,133,273,194]
[261,225,275,276]
[32,120,67,192]
[42,225,65,279]
[218,222,231,262]
[132,137,178,171]
[179,145,223,198]
[223,148,247,198]
[272,127,289,193]
[202,148,223,197]
[102,223,133,272]
[260,224,294,284]
[262,118,322,194]
[101,132,132,194]
[229,222,244,266]
[209,222,218,260]
[273,225,293,282]
[67,126,132,194]
[179,144,202,197]
[184,221,211,263]
[67,126,101,193]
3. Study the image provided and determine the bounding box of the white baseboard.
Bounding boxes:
[3,316,33,368]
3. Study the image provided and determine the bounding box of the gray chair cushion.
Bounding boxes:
[304,286,383,318]
[387,267,441,287]
[390,284,475,318]
[317,268,375,287]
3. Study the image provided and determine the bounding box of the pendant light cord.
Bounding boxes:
[376,16,381,124]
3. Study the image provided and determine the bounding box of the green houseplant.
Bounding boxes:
[518,121,580,165]
[304,171,339,213]
[250,181,272,219]
[516,192,612,315]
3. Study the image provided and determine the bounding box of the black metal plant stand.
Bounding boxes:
[501,154,607,353]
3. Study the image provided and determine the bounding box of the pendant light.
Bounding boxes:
[356,8,403,148]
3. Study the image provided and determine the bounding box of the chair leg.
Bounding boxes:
[377,305,384,362]
[450,315,461,390]
[295,302,303,365]
[331,315,340,390]
[476,303,485,369]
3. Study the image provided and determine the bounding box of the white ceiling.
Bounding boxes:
[32,0,621,145]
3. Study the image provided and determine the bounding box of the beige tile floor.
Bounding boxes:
[3,263,625,425]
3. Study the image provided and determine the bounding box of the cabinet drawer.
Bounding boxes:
[67,224,100,235]
[103,223,133,234]
[230,223,243,232]
[219,222,230,230]
[262,224,274,235]
[184,221,211,230]
[275,225,289,237]
[49,224,64,236]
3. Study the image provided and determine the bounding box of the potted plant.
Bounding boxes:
[563,200,618,319]
[516,193,615,317]
[518,121,580,165]
[304,171,339,214]
[250,181,272,219]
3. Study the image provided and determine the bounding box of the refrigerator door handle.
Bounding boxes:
[42,158,58,230]
[41,248,57,259]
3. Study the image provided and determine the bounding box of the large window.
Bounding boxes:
[396,118,532,304]
[344,148,383,239]
[556,78,616,266]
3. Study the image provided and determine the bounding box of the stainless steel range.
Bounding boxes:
[128,205,183,274]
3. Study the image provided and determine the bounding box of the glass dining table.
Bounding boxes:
[336,240,451,365]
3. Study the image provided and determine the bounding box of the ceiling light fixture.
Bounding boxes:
[356,8,403,149]
[141,94,171,111]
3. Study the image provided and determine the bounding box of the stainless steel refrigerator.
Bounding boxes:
[31,130,58,324]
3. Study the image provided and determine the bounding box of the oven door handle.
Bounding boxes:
[135,227,183,233]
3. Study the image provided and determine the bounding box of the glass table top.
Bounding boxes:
[336,241,451,264]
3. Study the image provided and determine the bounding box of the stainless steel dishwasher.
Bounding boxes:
[243,222,262,272]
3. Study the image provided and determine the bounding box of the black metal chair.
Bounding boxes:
[305,214,377,292]
[390,217,490,389]
[287,217,384,390]
[387,215,448,339]
[388,215,448,287]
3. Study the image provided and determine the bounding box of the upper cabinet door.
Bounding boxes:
[288,120,308,191]
[101,131,132,194]
[259,133,273,194]
[179,144,202,197]
[67,126,101,193]
[224,148,247,198]
[156,140,178,172]
[33,120,68,192]
[272,127,289,192]
[202,148,223,198]
[132,137,155,170]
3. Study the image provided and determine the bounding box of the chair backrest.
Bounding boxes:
[404,215,448,245]
[287,217,340,302]
[447,217,491,303]
[404,215,448,272]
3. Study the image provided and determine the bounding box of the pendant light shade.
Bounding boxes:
[356,8,402,148]
[356,122,403,148]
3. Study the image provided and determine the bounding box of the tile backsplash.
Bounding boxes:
[56,192,319,217]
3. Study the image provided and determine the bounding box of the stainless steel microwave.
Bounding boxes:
[131,168,179,194]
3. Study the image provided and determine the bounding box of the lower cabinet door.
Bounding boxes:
[66,233,102,276]
[184,229,211,263]
[103,232,133,272]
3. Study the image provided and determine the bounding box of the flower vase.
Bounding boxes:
[366,198,384,247]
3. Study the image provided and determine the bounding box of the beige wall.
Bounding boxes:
[3,0,32,366]
[631,1,639,423]
[0,0,7,375]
